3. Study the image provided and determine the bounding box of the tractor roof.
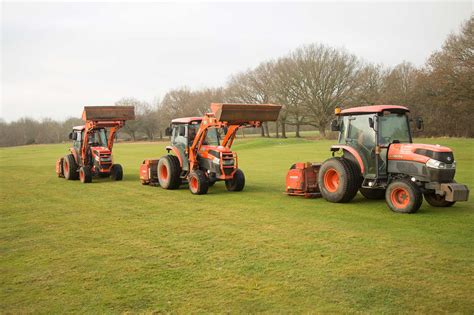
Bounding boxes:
[339,105,409,115]
[73,125,85,131]
[171,117,203,124]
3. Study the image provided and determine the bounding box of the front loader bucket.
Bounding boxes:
[210,103,282,124]
[82,106,135,121]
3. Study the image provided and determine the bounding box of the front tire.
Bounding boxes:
[225,168,245,192]
[318,158,359,203]
[110,164,123,181]
[63,154,79,180]
[188,170,209,195]
[386,178,423,213]
[424,193,456,207]
[79,166,92,183]
[157,155,181,189]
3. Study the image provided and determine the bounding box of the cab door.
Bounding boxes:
[346,114,377,177]
[72,130,83,164]
[171,124,189,171]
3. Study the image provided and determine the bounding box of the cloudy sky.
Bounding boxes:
[1,1,471,121]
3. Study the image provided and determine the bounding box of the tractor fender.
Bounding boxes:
[166,146,184,168]
[330,145,365,174]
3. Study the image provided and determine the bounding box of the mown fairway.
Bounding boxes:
[1,137,473,313]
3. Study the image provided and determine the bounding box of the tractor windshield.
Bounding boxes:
[89,128,108,147]
[203,127,220,146]
[379,113,411,146]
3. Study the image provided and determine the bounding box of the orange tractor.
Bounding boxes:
[286,105,469,213]
[140,103,282,194]
[56,106,135,183]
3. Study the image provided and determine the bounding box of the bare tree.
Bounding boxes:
[227,62,276,137]
[290,44,361,137]
[115,97,143,141]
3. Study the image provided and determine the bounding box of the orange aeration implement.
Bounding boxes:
[285,162,321,198]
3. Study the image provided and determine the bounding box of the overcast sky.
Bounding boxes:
[1,1,472,121]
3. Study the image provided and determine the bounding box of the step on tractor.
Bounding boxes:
[140,103,282,194]
[56,106,135,183]
[286,105,469,213]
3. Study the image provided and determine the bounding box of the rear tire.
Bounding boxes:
[360,188,386,200]
[110,164,123,181]
[424,193,456,207]
[225,168,245,192]
[188,170,209,195]
[79,166,92,183]
[386,178,423,213]
[318,157,359,203]
[157,155,181,189]
[63,154,79,180]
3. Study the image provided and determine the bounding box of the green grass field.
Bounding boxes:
[1,137,473,313]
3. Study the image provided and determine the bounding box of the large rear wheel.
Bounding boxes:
[63,154,79,180]
[318,158,359,203]
[424,193,456,207]
[225,168,245,192]
[157,155,181,189]
[188,170,209,195]
[386,179,423,213]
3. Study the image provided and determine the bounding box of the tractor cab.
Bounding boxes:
[166,115,235,177]
[333,105,413,178]
[69,126,111,168]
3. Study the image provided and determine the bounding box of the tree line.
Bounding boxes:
[1,17,472,147]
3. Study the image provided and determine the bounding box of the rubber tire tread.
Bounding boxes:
[385,178,423,214]
[338,157,361,202]
[225,168,245,192]
[158,155,181,189]
[423,193,456,207]
[189,170,209,195]
[168,155,182,187]
[318,157,358,203]
[80,166,92,183]
[110,164,123,181]
[64,154,79,180]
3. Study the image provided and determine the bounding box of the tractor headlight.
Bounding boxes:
[212,157,220,164]
[426,158,455,169]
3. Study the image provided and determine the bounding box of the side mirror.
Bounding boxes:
[330,119,340,132]
[165,127,172,137]
[368,117,374,129]
[68,132,73,140]
[415,117,424,131]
